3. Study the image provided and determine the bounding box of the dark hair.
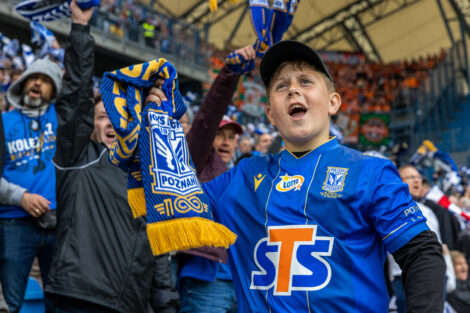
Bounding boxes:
[235,152,254,165]
[94,93,102,106]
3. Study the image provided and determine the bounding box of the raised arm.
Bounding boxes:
[54,0,95,167]
[186,45,256,173]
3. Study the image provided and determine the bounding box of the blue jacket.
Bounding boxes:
[0,105,57,218]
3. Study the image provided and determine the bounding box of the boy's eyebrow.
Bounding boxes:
[272,74,289,83]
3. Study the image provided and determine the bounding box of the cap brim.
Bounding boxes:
[219,121,243,134]
[259,40,333,87]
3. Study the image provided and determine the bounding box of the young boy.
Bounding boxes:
[149,40,445,312]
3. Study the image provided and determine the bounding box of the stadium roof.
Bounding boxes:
[148,0,469,63]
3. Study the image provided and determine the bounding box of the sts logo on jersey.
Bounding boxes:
[250,225,334,295]
[276,174,304,192]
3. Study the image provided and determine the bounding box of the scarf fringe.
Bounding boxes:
[128,188,146,218]
[147,217,237,255]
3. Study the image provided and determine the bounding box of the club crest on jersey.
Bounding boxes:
[148,111,200,195]
[276,174,304,192]
[250,225,334,295]
[322,167,348,195]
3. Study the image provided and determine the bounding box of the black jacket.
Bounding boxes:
[45,24,177,313]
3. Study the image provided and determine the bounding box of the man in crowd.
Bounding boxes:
[44,1,177,312]
[388,165,445,313]
[146,48,251,312]
[0,103,8,313]
[237,136,254,155]
[0,49,62,313]
[176,46,253,312]
[151,68,246,312]
[252,132,272,156]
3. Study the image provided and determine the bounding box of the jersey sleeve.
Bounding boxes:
[366,159,429,253]
[202,158,248,223]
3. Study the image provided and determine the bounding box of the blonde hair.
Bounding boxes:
[450,250,467,265]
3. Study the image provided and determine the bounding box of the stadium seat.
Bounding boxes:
[19,277,44,313]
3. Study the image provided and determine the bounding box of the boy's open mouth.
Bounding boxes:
[288,103,307,119]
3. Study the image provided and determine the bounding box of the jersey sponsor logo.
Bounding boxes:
[254,173,266,192]
[276,174,304,192]
[148,111,199,195]
[250,225,334,295]
[403,204,424,222]
[404,205,420,217]
[322,167,348,193]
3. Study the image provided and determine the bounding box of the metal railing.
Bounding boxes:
[2,0,210,81]
[412,40,469,152]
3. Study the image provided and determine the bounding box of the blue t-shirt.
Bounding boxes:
[0,105,57,218]
[203,138,428,313]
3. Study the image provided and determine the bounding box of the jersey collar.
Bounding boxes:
[283,137,339,161]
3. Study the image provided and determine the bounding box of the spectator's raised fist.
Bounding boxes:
[145,78,167,106]
[70,0,95,26]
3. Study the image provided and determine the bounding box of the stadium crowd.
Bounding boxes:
[90,0,210,65]
[0,1,470,313]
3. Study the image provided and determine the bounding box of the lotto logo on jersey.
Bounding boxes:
[276,174,304,192]
[250,225,334,295]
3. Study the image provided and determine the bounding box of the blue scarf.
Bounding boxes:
[101,59,237,255]
[16,0,100,21]
[225,0,301,75]
[250,0,301,57]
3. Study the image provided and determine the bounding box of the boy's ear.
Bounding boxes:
[328,92,341,116]
[265,104,275,127]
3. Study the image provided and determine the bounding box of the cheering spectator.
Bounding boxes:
[0,109,7,313]
[0,57,62,312]
[44,2,177,312]
[163,45,254,313]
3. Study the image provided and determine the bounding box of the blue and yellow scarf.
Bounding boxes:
[225,0,301,75]
[16,0,100,21]
[101,59,237,255]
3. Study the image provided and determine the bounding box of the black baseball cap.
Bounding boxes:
[259,40,333,87]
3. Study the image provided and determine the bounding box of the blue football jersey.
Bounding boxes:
[203,138,428,313]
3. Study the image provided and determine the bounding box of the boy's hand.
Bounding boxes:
[233,45,256,61]
[145,78,167,106]
[225,45,256,74]
[70,0,94,25]
[20,192,51,218]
